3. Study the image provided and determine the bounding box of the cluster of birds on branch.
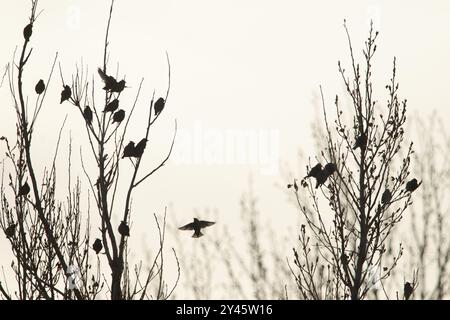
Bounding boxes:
[305,162,337,189]
[288,132,422,198]
[6,27,214,251]
[55,66,167,125]
[122,138,148,159]
[291,160,421,198]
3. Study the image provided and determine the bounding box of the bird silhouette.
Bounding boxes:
[133,138,148,158]
[83,106,93,125]
[35,79,45,95]
[178,218,215,238]
[93,238,103,255]
[98,68,116,90]
[353,133,368,150]
[111,80,126,93]
[97,68,126,93]
[315,169,328,189]
[112,109,125,124]
[404,282,414,300]
[60,85,71,104]
[305,163,322,179]
[103,99,119,113]
[324,162,337,177]
[122,141,135,158]
[381,189,392,205]
[23,23,32,41]
[405,178,421,193]
[5,224,16,238]
[154,97,165,116]
[118,221,130,237]
[18,182,30,197]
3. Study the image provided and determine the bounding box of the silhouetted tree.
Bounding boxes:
[289,21,419,300]
[0,0,178,300]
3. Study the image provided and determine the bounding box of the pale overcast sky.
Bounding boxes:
[0,0,449,297]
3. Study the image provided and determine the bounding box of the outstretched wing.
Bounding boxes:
[178,222,195,230]
[198,220,215,228]
[98,68,108,81]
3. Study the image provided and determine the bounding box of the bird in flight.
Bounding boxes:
[178,218,215,238]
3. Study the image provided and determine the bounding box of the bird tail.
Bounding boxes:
[192,231,204,238]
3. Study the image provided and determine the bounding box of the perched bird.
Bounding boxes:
[118,221,130,237]
[5,224,16,238]
[60,85,72,104]
[178,218,215,238]
[35,79,45,95]
[103,99,119,113]
[112,109,125,124]
[404,282,414,300]
[405,178,421,193]
[381,189,392,205]
[92,238,103,255]
[305,163,322,179]
[97,68,126,93]
[111,80,126,93]
[122,141,135,158]
[315,169,328,189]
[353,133,368,150]
[83,106,93,125]
[23,23,33,41]
[18,182,30,197]
[97,68,117,91]
[324,163,337,177]
[133,138,148,158]
[154,97,165,116]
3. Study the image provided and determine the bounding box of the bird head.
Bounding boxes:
[193,218,199,223]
